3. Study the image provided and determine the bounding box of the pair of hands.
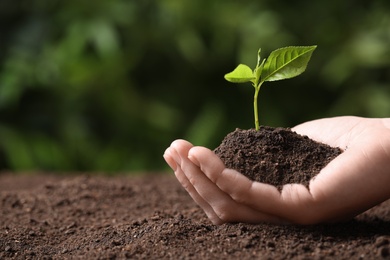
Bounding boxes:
[164,116,390,225]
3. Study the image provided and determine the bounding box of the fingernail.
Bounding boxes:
[188,149,200,166]
[163,149,177,171]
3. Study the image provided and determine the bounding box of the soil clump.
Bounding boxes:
[214,126,342,190]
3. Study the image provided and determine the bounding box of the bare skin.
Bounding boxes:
[163,116,390,225]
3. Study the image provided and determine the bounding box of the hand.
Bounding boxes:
[163,116,390,225]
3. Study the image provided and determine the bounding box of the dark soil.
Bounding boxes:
[214,127,342,190]
[1,173,390,259]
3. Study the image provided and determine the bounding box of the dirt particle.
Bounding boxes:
[378,246,390,258]
[266,241,276,248]
[376,236,390,247]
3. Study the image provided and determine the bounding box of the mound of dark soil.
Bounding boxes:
[1,174,390,259]
[214,126,342,190]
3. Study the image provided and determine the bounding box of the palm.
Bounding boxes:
[164,117,390,225]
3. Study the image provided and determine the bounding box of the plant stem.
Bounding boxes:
[253,83,261,130]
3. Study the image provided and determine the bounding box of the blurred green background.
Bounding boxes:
[0,0,389,173]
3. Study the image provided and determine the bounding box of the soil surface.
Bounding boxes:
[1,173,390,259]
[214,127,342,190]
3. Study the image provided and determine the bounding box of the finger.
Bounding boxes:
[169,140,224,224]
[187,146,226,181]
[163,148,177,171]
[187,147,287,224]
[174,164,224,224]
[189,146,286,217]
[181,159,284,223]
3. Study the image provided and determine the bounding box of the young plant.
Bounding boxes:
[224,45,317,130]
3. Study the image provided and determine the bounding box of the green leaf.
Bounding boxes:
[224,64,255,83]
[261,45,317,82]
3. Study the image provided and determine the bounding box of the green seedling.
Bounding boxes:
[224,45,317,130]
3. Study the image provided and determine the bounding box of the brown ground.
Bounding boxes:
[0,173,389,259]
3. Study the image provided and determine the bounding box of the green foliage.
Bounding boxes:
[261,46,316,82]
[224,64,255,83]
[0,0,389,172]
[225,46,316,130]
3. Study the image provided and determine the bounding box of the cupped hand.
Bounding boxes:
[163,116,390,225]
